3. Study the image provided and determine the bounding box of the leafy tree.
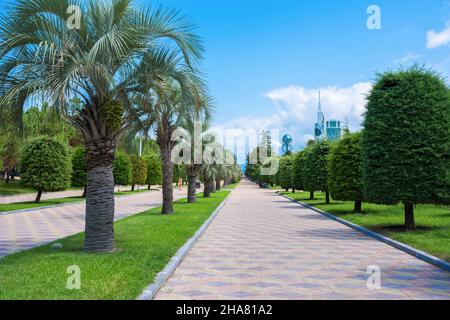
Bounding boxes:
[292,151,306,192]
[362,67,450,230]
[130,156,147,191]
[328,132,363,213]
[279,155,293,191]
[71,147,87,197]
[145,153,162,190]
[21,138,71,203]
[303,141,331,203]
[113,152,132,187]
[0,0,203,252]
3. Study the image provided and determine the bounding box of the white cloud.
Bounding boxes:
[396,52,421,64]
[427,24,450,49]
[213,82,372,161]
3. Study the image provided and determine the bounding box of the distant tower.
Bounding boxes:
[314,91,326,141]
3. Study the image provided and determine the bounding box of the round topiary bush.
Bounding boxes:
[113,151,132,187]
[130,155,147,191]
[71,147,87,197]
[21,137,72,202]
[328,131,363,213]
[145,153,162,189]
[362,67,450,230]
[303,141,331,203]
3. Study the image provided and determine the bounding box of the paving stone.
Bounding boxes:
[155,182,450,300]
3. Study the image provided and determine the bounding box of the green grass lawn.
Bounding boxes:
[0,197,85,213]
[224,182,239,189]
[0,180,37,195]
[281,191,450,262]
[0,190,230,300]
[0,189,155,213]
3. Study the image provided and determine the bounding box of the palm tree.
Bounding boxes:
[126,49,209,214]
[176,107,212,203]
[0,0,202,252]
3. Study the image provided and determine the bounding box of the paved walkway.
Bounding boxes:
[155,182,450,300]
[0,185,149,204]
[0,188,187,258]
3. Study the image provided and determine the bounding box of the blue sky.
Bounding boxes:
[144,0,450,151]
[1,0,449,154]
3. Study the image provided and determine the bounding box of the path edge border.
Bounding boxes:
[279,193,450,272]
[136,191,234,300]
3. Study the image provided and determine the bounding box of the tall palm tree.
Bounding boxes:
[126,49,209,214]
[0,0,202,252]
[176,106,212,203]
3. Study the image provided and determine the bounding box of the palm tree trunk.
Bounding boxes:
[216,180,221,191]
[204,178,211,198]
[310,191,315,200]
[131,184,135,192]
[325,191,330,204]
[84,139,116,253]
[160,144,174,214]
[210,180,216,193]
[187,175,197,203]
[82,186,87,198]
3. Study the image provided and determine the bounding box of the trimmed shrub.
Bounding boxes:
[328,132,363,212]
[292,151,306,192]
[71,147,87,196]
[279,155,293,191]
[362,67,450,230]
[113,151,132,186]
[130,155,147,191]
[21,137,71,202]
[303,141,331,203]
[145,153,162,189]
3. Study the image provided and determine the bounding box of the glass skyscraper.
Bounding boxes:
[314,91,342,142]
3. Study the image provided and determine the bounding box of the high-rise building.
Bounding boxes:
[326,119,342,141]
[314,91,326,141]
[314,91,342,142]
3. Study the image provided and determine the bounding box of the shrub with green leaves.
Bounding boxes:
[113,151,131,186]
[292,151,306,192]
[71,147,87,188]
[145,153,162,189]
[328,131,363,212]
[303,141,331,203]
[21,137,71,203]
[362,67,450,230]
[278,155,293,191]
[130,155,147,190]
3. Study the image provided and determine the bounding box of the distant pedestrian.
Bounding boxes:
[178,178,183,190]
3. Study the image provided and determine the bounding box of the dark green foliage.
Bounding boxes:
[278,155,293,191]
[362,68,450,213]
[145,153,162,187]
[113,151,132,186]
[328,132,363,212]
[303,141,330,194]
[71,147,86,187]
[130,155,147,186]
[292,151,306,191]
[363,68,450,230]
[99,100,124,132]
[21,138,71,199]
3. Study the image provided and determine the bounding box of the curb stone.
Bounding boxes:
[137,191,234,300]
[280,193,450,272]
